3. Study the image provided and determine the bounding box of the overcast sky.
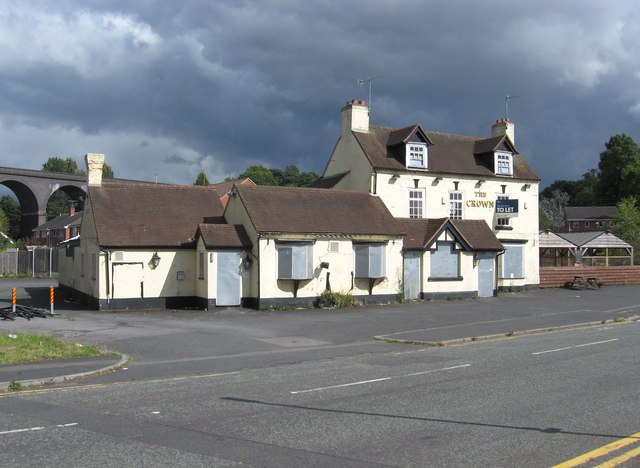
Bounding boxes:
[1,0,639,190]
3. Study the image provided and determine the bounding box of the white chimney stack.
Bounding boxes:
[341,99,369,135]
[492,118,515,145]
[85,153,105,187]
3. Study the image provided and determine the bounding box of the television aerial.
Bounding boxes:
[505,94,520,120]
[357,75,383,115]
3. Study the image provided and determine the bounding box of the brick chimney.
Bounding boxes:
[492,118,515,145]
[85,153,105,187]
[341,99,369,135]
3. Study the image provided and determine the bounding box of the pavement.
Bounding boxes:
[1,282,640,392]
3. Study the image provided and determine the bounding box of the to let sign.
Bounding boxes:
[495,199,518,217]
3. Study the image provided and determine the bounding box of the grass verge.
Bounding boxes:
[0,332,101,364]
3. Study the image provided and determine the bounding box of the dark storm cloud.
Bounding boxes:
[0,0,638,188]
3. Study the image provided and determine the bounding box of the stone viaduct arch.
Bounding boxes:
[0,166,87,237]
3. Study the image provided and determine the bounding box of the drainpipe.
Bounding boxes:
[371,169,378,195]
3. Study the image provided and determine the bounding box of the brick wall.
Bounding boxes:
[539,266,640,288]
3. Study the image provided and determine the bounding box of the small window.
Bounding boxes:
[500,244,524,279]
[198,252,205,280]
[596,221,603,228]
[409,189,424,218]
[429,241,459,279]
[91,254,97,280]
[572,221,580,229]
[449,192,463,219]
[495,152,513,176]
[497,217,510,227]
[584,221,590,228]
[407,144,427,168]
[277,242,313,280]
[354,243,386,278]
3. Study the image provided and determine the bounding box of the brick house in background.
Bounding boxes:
[563,206,617,232]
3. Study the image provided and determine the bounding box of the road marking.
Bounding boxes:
[553,431,640,467]
[595,445,640,467]
[0,422,77,436]
[290,363,471,394]
[532,339,618,355]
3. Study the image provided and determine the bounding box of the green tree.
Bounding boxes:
[612,196,640,264]
[238,165,279,186]
[42,157,85,175]
[42,157,86,219]
[0,209,9,250]
[0,195,21,239]
[102,163,114,178]
[598,134,640,204]
[539,189,569,231]
[194,171,210,186]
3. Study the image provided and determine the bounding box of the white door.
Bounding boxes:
[112,263,143,298]
[217,252,242,306]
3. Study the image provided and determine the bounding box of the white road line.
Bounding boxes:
[0,423,77,436]
[290,364,471,394]
[532,338,619,355]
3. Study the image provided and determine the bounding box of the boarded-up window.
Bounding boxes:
[354,243,386,278]
[198,252,205,280]
[277,242,313,280]
[430,242,459,278]
[500,243,523,279]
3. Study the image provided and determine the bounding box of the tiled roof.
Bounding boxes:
[90,183,224,248]
[395,217,503,251]
[565,206,617,220]
[197,224,252,249]
[233,184,403,236]
[353,126,539,180]
[33,211,83,232]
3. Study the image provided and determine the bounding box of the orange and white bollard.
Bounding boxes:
[50,287,54,315]
[12,287,16,313]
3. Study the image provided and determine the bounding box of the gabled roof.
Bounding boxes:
[232,184,403,237]
[565,206,617,220]
[211,178,255,197]
[196,224,252,249]
[33,211,83,232]
[89,183,224,248]
[539,230,575,249]
[557,231,632,249]
[387,124,432,147]
[395,218,503,251]
[352,125,539,180]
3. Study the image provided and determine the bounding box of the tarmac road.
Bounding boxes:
[1,281,639,387]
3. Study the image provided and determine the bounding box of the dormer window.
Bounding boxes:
[495,151,513,176]
[407,143,427,169]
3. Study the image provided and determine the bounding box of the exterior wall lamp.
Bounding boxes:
[150,252,161,269]
[522,183,532,190]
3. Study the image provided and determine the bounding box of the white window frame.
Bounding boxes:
[495,151,513,176]
[277,242,314,280]
[449,192,463,219]
[409,189,424,218]
[496,195,510,227]
[407,143,427,169]
[354,243,386,279]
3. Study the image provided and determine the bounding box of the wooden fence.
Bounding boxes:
[0,248,58,277]
[539,266,640,288]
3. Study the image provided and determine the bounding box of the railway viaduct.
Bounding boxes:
[0,166,88,236]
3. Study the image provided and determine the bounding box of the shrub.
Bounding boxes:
[315,291,355,309]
